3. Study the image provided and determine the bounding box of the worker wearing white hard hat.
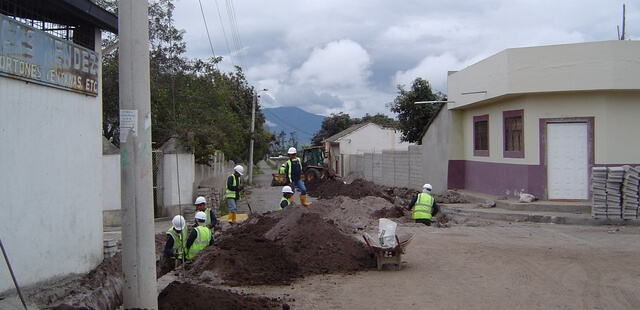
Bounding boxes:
[164,215,187,268]
[225,165,245,223]
[284,147,311,207]
[279,163,286,174]
[279,186,294,210]
[194,196,217,234]
[407,183,440,226]
[185,211,213,260]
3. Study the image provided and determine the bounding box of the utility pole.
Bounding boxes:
[248,88,268,184]
[119,1,158,309]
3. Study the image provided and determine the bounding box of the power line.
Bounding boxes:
[197,0,219,71]
[213,0,236,67]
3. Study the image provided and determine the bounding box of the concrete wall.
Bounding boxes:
[336,124,410,176]
[349,145,426,191]
[420,108,451,194]
[162,152,196,216]
[0,38,104,293]
[102,152,121,226]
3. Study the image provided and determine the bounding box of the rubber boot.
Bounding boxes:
[300,194,312,207]
[230,212,236,223]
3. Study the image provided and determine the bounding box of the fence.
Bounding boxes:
[350,145,424,189]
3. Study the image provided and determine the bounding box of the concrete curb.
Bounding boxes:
[442,205,640,226]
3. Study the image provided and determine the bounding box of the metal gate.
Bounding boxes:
[152,150,164,218]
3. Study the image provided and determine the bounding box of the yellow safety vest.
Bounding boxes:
[286,157,302,182]
[279,196,290,210]
[186,226,211,259]
[166,228,187,259]
[225,174,239,199]
[412,193,434,220]
[204,207,214,234]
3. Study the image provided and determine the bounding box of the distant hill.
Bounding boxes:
[262,107,324,146]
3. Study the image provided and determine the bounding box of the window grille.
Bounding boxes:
[0,0,95,49]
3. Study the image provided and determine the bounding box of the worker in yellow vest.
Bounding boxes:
[279,164,286,174]
[194,196,217,234]
[164,215,187,268]
[284,147,311,207]
[279,186,294,209]
[407,183,440,226]
[226,165,244,223]
[185,211,213,259]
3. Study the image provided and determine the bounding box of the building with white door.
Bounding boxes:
[424,40,640,200]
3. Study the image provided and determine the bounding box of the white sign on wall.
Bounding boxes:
[0,14,100,96]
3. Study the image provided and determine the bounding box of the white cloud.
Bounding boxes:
[172,0,639,118]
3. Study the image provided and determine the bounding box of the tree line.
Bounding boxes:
[97,0,444,167]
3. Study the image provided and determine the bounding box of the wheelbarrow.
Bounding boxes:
[362,232,414,270]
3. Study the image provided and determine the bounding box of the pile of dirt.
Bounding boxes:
[307,177,470,206]
[158,281,284,310]
[183,205,375,286]
[32,177,461,309]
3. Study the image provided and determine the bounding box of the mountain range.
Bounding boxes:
[262,107,325,146]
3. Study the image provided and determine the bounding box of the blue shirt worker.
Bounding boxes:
[226,165,244,223]
[194,196,217,233]
[279,185,294,209]
[284,147,311,207]
[186,211,213,259]
[407,183,440,226]
[164,215,187,268]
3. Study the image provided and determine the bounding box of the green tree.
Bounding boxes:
[386,77,446,144]
[99,0,271,165]
[358,113,398,128]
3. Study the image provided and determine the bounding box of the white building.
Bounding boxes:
[0,1,117,293]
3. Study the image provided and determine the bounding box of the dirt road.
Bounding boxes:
[221,162,640,309]
[7,162,640,310]
[231,221,640,309]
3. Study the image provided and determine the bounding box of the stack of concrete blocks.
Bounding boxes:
[622,166,640,219]
[606,167,624,218]
[103,239,118,258]
[591,167,607,218]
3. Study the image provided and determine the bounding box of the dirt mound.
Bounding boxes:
[158,281,283,310]
[184,207,375,286]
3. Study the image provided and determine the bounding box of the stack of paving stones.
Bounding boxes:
[606,167,625,218]
[103,239,118,258]
[622,166,640,219]
[591,167,608,218]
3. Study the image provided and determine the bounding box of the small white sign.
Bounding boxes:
[120,110,138,142]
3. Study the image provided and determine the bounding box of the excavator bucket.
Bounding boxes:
[271,173,288,186]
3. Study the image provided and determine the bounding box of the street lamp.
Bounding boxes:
[248,88,268,185]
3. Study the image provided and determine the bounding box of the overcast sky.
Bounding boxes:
[172,0,639,118]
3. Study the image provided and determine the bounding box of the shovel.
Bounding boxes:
[243,192,253,214]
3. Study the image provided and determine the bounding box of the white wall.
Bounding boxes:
[337,124,410,175]
[163,152,195,215]
[0,77,103,293]
[102,153,121,212]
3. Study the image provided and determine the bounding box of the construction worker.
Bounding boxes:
[185,211,213,259]
[279,186,294,209]
[164,215,187,268]
[226,165,244,223]
[279,163,286,174]
[194,196,217,234]
[407,183,440,226]
[284,147,311,207]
